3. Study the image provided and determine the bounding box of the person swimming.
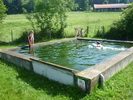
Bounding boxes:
[90,41,126,51]
[91,41,104,49]
[96,42,103,47]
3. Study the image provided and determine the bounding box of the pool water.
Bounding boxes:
[16,40,132,71]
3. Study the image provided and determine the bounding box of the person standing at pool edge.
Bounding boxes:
[28,30,34,48]
[28,30,35,55]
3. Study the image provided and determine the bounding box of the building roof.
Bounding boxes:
[94,4,131,9]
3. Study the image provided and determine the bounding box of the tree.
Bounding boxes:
[3,0,34,14]
[23,0,35,13]
[75,0,89,11]
[0,1,7,23]
[104,0,109,4]
[25,0,76,39]
[105,4,133,40]
[3,0,22,14]
[93,0,104,4]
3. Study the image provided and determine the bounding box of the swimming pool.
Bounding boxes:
[15,40,131,71]
[1,38,133,93]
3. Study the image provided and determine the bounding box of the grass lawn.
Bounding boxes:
[66,12,121,37]
[0,11,132,99]
[0,57,132,100]
[0,12,121,42]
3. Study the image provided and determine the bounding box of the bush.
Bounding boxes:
[105,4,133,40]
[24,0,76,39]
[14,29,65,44]
[14,30,29,43]
[94,26,105,38]
[0,1,7,23]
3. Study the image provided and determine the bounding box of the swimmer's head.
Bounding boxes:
[97,41,100,44]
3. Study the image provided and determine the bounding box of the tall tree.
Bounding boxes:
[3,0,23,14]
[93,0,104,4]
[12,0,23,14]
[75,0,89,11]
[23,0,35,13]
[0,1,7,23]
[105,4,133,40]
[103,0,109,4]
[25,0,76,39]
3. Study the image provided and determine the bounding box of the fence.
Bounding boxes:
[74,25,106,38]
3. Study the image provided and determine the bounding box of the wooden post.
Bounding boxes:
[84,26,89,37]
[11,30,14,42]
[74,27,83,37]
[50,28,52,39]
[102,26,105,38]
[87,26,89,35]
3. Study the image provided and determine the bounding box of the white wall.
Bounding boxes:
[32,60,75,85]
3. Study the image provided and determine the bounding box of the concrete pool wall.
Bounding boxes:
[0,38,133,93]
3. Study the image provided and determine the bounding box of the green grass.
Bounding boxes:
[0,44,22,49]
[0,14,32,42]
[0,12,121,42]
[0,12,132,99]
[0,58,132,100]
[65,12,121,37]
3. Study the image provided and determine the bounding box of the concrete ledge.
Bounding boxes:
[76,39,133,92]
[0,50,33,71]
[31,58,78,85]
[30,57,78,73]
[77,38,133,44]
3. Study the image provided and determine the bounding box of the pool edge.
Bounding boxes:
[0,38,133,93]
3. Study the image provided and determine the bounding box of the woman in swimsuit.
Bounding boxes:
[28,30,34,48]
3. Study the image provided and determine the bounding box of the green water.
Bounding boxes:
[16,40,132,71]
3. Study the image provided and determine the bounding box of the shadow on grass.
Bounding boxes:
[0,41,10,45]
[0,59,86,100]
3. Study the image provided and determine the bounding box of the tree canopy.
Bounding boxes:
[105,3,133,40]
[0,1,7,23]
[24,0,76,39]
[2,0,133,14]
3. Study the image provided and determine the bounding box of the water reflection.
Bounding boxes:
[16,40,132,71]
[29,46,35,56]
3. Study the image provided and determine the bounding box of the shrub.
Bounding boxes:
[105,4,133,40]
[24,0,76,39]
[0,1,7,23]
[14,30,29,43]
